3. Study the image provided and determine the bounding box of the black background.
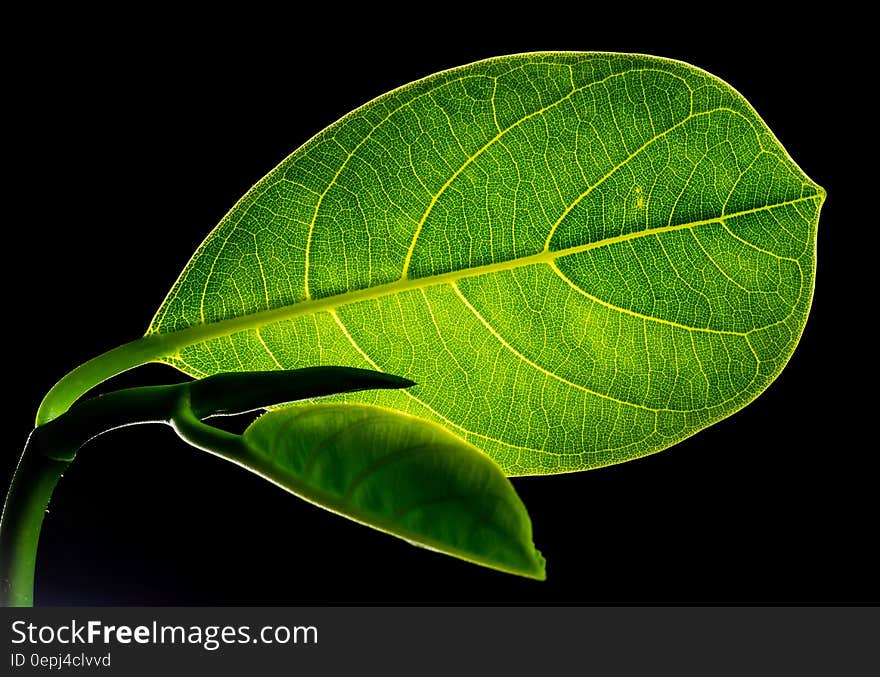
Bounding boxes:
[6,18,871,605]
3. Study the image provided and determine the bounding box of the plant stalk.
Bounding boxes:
[3,366,413,606]
[0,442,70,607]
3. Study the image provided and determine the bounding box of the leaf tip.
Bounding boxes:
[529,549,548,581]
[389,375,417,389]
[511,547,547,581]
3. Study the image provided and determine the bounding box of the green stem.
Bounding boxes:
[2,385,181,607]
[171,402,252,464]
[36,336,165,426]
[5,367,414,606]
[0,443,70,607]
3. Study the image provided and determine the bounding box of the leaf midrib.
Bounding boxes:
[149,194,820,357]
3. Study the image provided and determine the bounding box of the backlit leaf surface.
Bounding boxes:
[148,53,824,475]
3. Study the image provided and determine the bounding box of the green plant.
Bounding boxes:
[1,53,823,606]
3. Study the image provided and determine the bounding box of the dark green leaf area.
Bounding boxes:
[243,403,545,579]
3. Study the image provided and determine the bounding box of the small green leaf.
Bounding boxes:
[30,367,414,462]
[240,403,545,579]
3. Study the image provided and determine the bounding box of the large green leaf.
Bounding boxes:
[236,403,545,579]
[62,53,823,475]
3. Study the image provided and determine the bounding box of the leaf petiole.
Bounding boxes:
[1,368,414,607]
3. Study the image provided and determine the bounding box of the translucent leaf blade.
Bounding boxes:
[147,53,824,474]
[242,404,546,579]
